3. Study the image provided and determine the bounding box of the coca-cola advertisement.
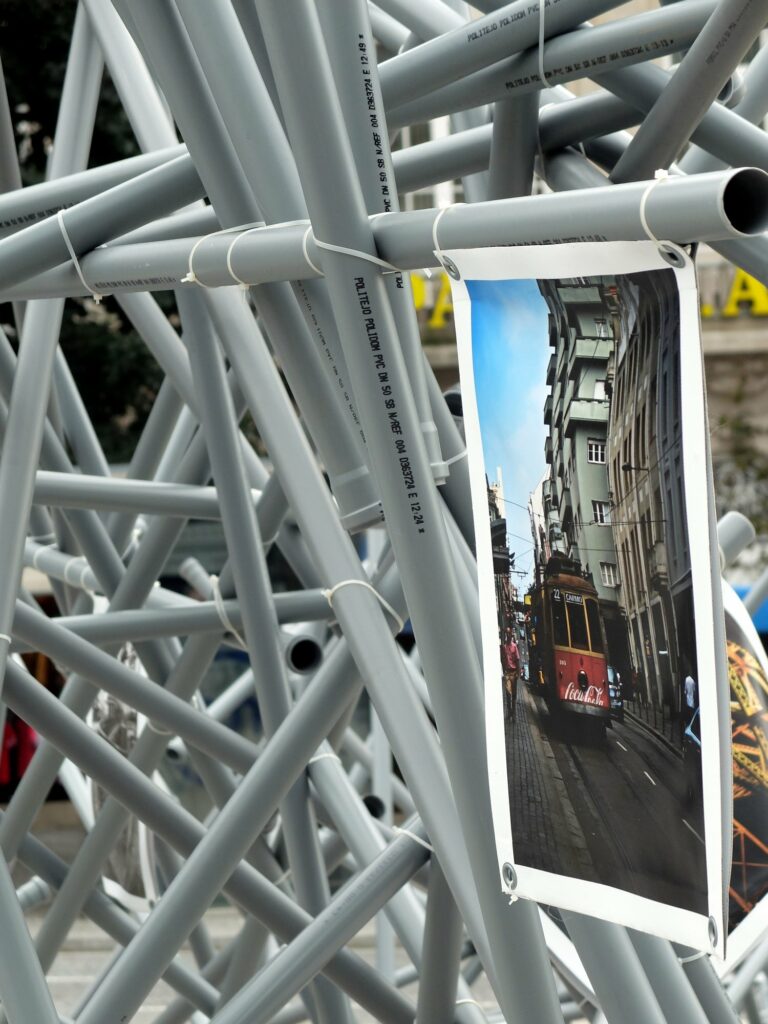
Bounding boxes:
[716,582,768,973]
[450,243,728,955]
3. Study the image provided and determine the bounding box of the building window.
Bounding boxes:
[592,500,611,525]
[600,561,619,587]
[594,379,606,401]
[587,438,606,464]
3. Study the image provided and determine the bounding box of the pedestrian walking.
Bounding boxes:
[501,630,521,723]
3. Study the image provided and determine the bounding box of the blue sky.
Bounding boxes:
[467,278,550,589]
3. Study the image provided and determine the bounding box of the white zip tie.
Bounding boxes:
[308,751,341,765]
[80,562,92,592]
[0,634,12,645]
[444,448,468,466]
[312,234,400,274]
[538,0,549,87]
[392,825,433,853]
[456,998,484,1009]
[62,556,87,588]
[225,222,266,288]
[31,543,57,570]
[28,532,56,544]
[322,579,404,634]
[639,169,671,250]
[145,718,173,737]
[182,221,265,286]
[121,523,143,562]
[57,210,104,303]
[210,574,247,649]
[367,210,405,275]
[678,951,708,964]
[302,225,324,276]
[432,203,464,270]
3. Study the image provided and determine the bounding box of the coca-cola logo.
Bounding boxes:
[564,681,604,705]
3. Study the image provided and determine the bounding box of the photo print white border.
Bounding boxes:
[448,242,728,955]
[717,581,768,976]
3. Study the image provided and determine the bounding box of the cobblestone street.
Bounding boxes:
[504,681,708,913]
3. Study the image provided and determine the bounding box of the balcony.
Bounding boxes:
[546,354,556,386]
[563,398,609,438]
[544,436,553,465]
[558,484,571,518]
[543,393,553,426]
[649,541,669,589]
[567,337,613,381]
[557,285,602,305]
[544,477,558,507]
[556,346,568,382]
[547,313,557,348]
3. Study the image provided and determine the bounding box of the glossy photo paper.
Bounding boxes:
[449,243,728,954]
[716,582,768,973]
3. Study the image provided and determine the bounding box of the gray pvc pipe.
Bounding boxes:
[80,0,177,151]
[199,153,494,991]
[178,288,351,1024]
[387,0,717,128]
[32,632,235,974]
[0,153,203,293]
[375,0,462,38]
[416,860,465,1024]
[0,147,183,237]
[611,0,768,181]
[317,0,446,479]
[378,0,622,108]
[33,470,260,520]
[255,4,560,1021]
[368,2,411,50]
[627,929,709,1024]
[718,510,756,569]
[209,822,431,1024]
[599,60,768,175]
[681,40,768,173]
[0,55,21,199]
[9,164,763,303]
[487,93,539,199]
[12,819,220,1013]
[124,0,376,532]
[0,659,415,1024]
[11,601,259,772]
[673,946,742,1024]
[561,914,667,1024]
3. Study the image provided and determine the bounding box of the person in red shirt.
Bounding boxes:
[501,631,521,722]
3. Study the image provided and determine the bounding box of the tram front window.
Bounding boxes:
[551,591,569,647]
[585,598,604,654]
[566,596,589,650]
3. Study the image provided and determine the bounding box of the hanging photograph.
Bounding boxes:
[449,242,728,954]
[715,582,768,973]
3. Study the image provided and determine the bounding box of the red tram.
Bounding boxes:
[528,555,611,729]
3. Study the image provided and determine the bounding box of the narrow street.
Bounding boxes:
[506,682,708,914]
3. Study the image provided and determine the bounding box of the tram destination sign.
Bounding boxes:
[449,241,730,956]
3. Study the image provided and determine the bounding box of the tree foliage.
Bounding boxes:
[0,0,168,463]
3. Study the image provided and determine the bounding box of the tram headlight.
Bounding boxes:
[577,669,589,691]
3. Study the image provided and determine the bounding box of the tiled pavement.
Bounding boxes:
[12,804,504,1022]
[505,682,594,878]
